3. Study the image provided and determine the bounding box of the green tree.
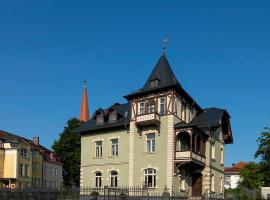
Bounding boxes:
[239,162,264,189]
[52,118,83,186]
[255,126,270,186]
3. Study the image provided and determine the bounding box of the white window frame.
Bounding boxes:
[220,148,224,165]
[146,133,156,153]
[211,143,216,160]
[21,149,28,158]
[95,172,102,188]
[147,104,155,114]
[211,174,215,192]
[111,139,119,156]
[159,97,166,115]
[110,171,118,188]
[139,102,145,115]
[95,141,103,158]
[144,168,157,188]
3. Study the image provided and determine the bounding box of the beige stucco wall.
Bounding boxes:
[0,149,5,178]
[81,128,129,187]
[32,152,43,187]
[3,149,17,179]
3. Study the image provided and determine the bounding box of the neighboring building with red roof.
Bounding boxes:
[224,162,248,189]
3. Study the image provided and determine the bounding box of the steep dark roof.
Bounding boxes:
[0,130,21,147]
[142,55,180,90]
[175,107,233,144]
[175,108,229,129]
[78,103,130,134]
[124,55,201,111]
[191,108,229,128]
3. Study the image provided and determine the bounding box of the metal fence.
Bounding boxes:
[0,186,226,200]
[0,187,80,200]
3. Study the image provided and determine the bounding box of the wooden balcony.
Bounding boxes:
[175,151,206,165]
[136,112,160,127]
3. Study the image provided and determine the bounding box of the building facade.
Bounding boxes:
[0,130,63,188]
[79,55,233,197]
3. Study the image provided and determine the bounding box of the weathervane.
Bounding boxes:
[162,38,169,55]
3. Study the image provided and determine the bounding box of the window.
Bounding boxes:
[144,168,156,188]
[19,164,23,176]
[24,165,29,177]
[147,100,155,114]
[32,150,39,157]
[44,180,47,188]
[20,149,28,158]
[109,111,117,122]
[44,166,47,174]
[220,177,224,193]
[211,174,215,192]
[95,172,102,188]
[211,143,216,160]
[33,162,37,171]
[160,97,166,115]
[50,181,53,188]
[110,171,118,188]
[181,103,186,121]
[95,141,103,158]
[146,133,156,153]
[139,102,145,115]
[111,139,119,156]
[221,148,224,165]
[54,168,58,175]
[96,114,104,124]
[150,79,159,88]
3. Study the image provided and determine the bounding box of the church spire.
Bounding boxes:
[80,80,90,122]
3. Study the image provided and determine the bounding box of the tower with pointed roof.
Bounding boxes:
[78,54,233,197]
[80,81,90,122]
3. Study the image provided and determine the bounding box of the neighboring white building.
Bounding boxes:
[42,153,63,188]
[224,162,247,189]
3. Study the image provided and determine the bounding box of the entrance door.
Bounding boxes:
[192,173,202,197]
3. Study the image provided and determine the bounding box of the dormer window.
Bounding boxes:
[150,79,159,88]
[109,111,117,123]
[96,114,104,125]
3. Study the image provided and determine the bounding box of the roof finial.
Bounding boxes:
[162,38,168,55]
[84,80,86,87]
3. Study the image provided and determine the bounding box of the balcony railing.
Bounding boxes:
[136,112,160,126]
[175,151,206,164]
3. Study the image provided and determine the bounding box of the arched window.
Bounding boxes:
[220,176,224,194]
[147,100,155,114]
[110,171,118,188]
[95,171,102,188]
[144,168,156,188]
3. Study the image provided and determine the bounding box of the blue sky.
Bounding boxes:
[0,1,270,166]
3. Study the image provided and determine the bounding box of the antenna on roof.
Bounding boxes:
[162,37,169,55]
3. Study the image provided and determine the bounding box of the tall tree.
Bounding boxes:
[255,126,270,186]
[239,162,264,189]
[52,118,83,186]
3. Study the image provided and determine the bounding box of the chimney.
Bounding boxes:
[33,137,39,146]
